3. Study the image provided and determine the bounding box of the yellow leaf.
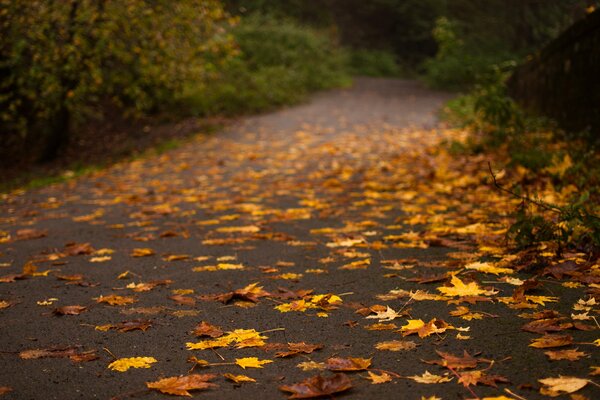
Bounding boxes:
[108,357,157,372]
[538,376,588,395]
[235,357,273,369]
[131,248,154,257]
[464,261,513,275]
[367,371,392,384]
[409,371,453,384]
[186,337,231,350]
[224,373,256,383]
[437,275,496,297]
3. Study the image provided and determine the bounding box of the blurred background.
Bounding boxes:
[0,0,597,172]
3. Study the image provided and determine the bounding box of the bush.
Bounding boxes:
[181,15,350,116]
[0,0,234,161]
[347,49,402,77]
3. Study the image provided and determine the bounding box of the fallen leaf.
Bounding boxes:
[365,306,404,322]
[16,228,47,240]
[280,373,352,399]
[366,371,392,384]
[437,275,496,297]
[53,305,87,316]
[375,340,417,351]
[96,295,136,306]
[193,321,223,338]
[400,318,451,338]
[425,350,478,370]
[538,376,588,396]
[108,357,157,372]
[276,342,323,358]
[224,373,256,384]
[297,361,326,371]
[235,357,273,369]
[544,349,588,361]
[409,371,452,384]
[325,357,371,371]
[146,374,218,396]
[131,248,155,257]
[529,334,573,348]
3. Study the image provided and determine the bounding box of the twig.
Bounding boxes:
[487,162,560,213]
[103,347,118,360]
[446,365,480,399]
[504,388,528,400]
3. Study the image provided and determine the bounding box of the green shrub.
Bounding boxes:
[182,15,350,117]
[0,0,233,161]
[347,49,402,77]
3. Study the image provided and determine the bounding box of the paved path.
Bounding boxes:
[1,79,596,399]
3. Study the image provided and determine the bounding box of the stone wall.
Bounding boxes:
[508,9,600,139]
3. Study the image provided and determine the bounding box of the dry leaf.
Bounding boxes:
[529,334,573,348]
[108,357,157,372]
[131,248,155,257]
[538,376,588,396]
[235,357,273,369]
[366,371,392,384]
[437,275,496,297]
[96,294,136,306]
[280,373,352,399]
[325,357,371,371]
[409,371,452,384]
[375,340,417,351]
[52,305,87,316]
[146,374,218,396]
[224,373,256,383]
[545,349,588,361]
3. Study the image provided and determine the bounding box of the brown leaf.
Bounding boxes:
[0,386,12,395]
[325,357,371,371]
[280,373,352,399]
[19,346,97,362]
[276,342,323,358]
[0,274,26,283]
[193,321,223,338]
[146,374,218,396]
[16,228,47,240]
[529,334,573,348]
[521,318,573,334]
[425,351,478,370]
[64,242,94,256]
[457,370,509,387]
[96,295,136,306]
[53,305,87,316]
[169,294,196,306]
[375,340,417,351]
[544,349,588,361]
[98,320,153,332]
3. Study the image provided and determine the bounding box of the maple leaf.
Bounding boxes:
[529,334,573,348]
[280,373,352,399]
[95,320,152,333]
[276,342,323,358]
[437,275,496,297]
[193,321,223,338]
[224,373,256,383]
[375,340,417,351]
[325,357,371,371]
[235,357,273,369]
[400,318,451,338]
[146,374,218,396]
[425,350,478,370]
[108,357,157,372]
[52,305,87,316]
[366,371,392,384]
[409,371,453,384]
[96,295,136,306]
[169,294,196,306]
[521,318,573,334]
[544,349,588,361]
[365,322,398,330]
[464,261,513,275]
[365,306,404,321]
[186,337,231,350]
[457,370,509,387]
[538,376,588,396]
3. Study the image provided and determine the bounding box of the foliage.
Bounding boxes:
[181,14,350,116]
[0,0,234,160]
[424,0,592,89]
[444,70,600,254]
[346,49,403,77]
